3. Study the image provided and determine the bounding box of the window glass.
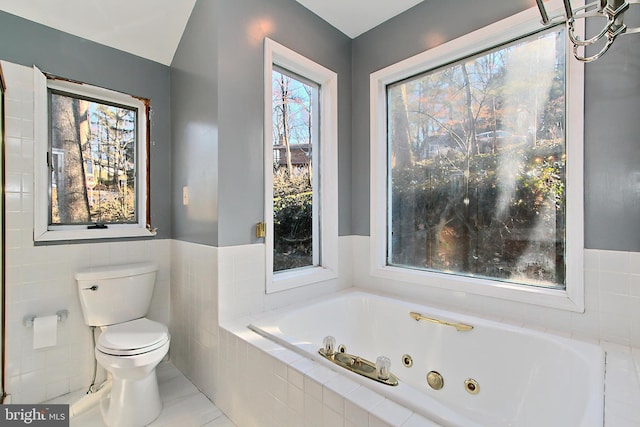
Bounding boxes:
[271,67,319,272]
[49,90,137,226]
[34,69,151,242]
[387,27,567,289]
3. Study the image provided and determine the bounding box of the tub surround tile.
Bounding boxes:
[371,399,412,426]
[304,394,324,427]
[306,364,339,386]
[401,413,441,427]
[287,365,305,390]
[324,375,361,402]
[323,405,345,426]
[220,315,637,427]
[304,376,324,402]
[287,381,305,415]
[345,400,370,426]
[369,416,394,427]
[323,386,345,415]
[344,384,386,414]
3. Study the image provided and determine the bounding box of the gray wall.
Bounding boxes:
[0,10,172,239]
[171,0,352,247]
[583,33,640,251]
[351,0,640,252]
[171,0,220,246]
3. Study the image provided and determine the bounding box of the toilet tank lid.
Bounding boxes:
[75,262,158,281]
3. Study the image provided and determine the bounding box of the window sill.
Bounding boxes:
[34,226,156,243]
[268,265,338,294]
[370,264,584,312]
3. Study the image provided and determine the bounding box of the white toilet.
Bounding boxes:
[76,262,170,427]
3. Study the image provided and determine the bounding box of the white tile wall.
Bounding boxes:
[169,240,218,400]
[2,60,172,404]
[218,238,353,323]
[169,237,353,405]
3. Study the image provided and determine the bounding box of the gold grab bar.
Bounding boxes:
[409,311,474,332]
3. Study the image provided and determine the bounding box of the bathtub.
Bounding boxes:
[249,289,604,427]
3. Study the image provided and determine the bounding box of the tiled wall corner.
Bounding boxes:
[169,240,219,401]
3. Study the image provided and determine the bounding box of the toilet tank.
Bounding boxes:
[76,262,158,326]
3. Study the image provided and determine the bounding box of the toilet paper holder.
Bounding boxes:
[23,310,69,328]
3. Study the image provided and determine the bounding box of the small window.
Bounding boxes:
[264,39,338,293]
[34,68,153,241]
[370,7,584,311]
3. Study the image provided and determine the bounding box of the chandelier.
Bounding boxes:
[535,0,640,61]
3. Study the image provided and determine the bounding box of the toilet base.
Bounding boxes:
[100,371,162,427]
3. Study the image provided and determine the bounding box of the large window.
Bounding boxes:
[371,6,584,310]
[264,39,338,293]
[34,68,153,241]
[389,28,566,288]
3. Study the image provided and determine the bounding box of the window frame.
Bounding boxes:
[369,1,585,311]
[264,38,339,294]
[34,67,153,242]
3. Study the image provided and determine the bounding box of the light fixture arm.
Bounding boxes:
[536,0,640,62]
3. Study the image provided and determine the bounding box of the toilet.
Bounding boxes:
[75,262,170,427]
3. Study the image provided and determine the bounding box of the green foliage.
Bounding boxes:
[273,167,313,271]
[391,139,566,286]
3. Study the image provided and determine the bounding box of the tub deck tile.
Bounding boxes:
[401,413,442,427]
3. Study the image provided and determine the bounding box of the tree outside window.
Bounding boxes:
[49,91,137,226]
[388,27,567,289]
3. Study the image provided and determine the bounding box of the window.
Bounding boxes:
[34,68,153,241]
[271,67,318,272]
[264,39,338,293]
[370,5,584,311]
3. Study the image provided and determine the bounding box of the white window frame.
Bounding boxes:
[34,67,153,242]
[369,1,585,311]
[264,38,338,294]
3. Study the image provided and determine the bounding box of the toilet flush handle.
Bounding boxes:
[83,285,99,291]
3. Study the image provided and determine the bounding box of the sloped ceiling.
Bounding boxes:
[0,0,197,66]
[296,0,423,38]
[0,0,424,65]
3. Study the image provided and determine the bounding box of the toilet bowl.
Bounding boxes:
[96,318,170,427]
[75,262,170,427]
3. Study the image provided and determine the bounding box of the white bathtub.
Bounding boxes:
[249,289,604,427]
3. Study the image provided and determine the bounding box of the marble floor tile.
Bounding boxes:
[47,362,234,427]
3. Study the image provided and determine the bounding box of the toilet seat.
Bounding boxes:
[97,318,169,356]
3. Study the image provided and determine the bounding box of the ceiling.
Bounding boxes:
[0,0,423,66]
[296,0,423,39]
